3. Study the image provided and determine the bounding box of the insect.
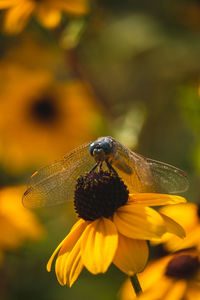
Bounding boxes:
[23,136,189,208]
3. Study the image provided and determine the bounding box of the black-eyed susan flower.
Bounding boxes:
[153,203,200,252]
[0,62,101,173]
[47,170,186,287]
[0,185,44,259]
[0,0,89,33]
[120,250,200,300]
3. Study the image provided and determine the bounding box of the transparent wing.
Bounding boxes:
[22,142,95,208]
[111,143,155,193]
[111,139,189,194]
[145,158,189,193]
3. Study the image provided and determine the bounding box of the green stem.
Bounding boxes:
[130,274,142,296]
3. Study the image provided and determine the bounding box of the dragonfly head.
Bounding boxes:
[89,137,114,161]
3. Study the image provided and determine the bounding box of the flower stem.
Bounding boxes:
[130,274,142,296]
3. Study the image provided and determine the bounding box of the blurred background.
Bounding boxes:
[0,0,200,299]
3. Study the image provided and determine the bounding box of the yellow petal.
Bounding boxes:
[158,204,200,252]
[56,235,83,287]
[47,235,69,273]
[137,277,173,300]
[81,218,118,274]
[128,193,186,206]
[119,278,135,300]
[3,2,34,33]
[70,218,87,232]
[186,283,200,300]
[138,256,171,290]
[114,204,166,240]
[159,212,185,238]
[159,203,198,230]
[0,0,20,9]
[120,256,172,300]
[54,219,87,286]
[120,276,173,300]
[169,225,200,252]
[46,219,86,273]
[36,6,61,28]
[113,234,148,276]
[54,0,90,15]
[164,280,187,300]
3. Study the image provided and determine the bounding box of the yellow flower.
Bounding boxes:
[0,185,44,259]
[0,62,101,173]
[47,169,186,287]
[0,0,89,33]
[152,203,200,252]
[120,250,200,300]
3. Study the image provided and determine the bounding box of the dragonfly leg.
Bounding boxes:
[106,161,119,177]
[98,161,103,171]
[89,163,99,174]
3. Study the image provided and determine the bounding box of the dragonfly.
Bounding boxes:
[23,136,189,208]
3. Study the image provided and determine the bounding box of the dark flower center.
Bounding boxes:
[29,94,59,124]
[165,254,199,279]
[74,170,129,221]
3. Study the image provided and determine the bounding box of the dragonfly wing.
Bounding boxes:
[112,139,188,193]
[112,141,155,193]
[146,158,189,193]
[111,153,133,175]
[23,142,95,208]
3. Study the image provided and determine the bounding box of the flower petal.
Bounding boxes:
[128,193,186,206]
[4,2,34,33]
[160,203,198,230]
[113,234,148,276]
[70,218,87,232]
[186,283,200,300]
[36,6,61,28]
[54,219,87,286]
[169,225,200,252]
[81,217,118,274]
[163,280,187,300]
[0,0,20,9]
[46,219,85,272]
[137,277,174,300]
[120,255,172,300]
[114,204,166,240]
[57,236,83,287]
[159,212,185,238]
[156,204,200,252]
[54,0,90,15]
[47,236,69,273]
[120,277,173,300]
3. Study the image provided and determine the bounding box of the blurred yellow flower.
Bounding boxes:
[3,35,64,70]
[0,185,44,259]
[47,174,186,289]
[120,250,200,300]
[153,203,200,252]
[0,0,89,33]
[0,62,101,173]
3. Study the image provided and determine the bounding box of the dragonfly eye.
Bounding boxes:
[89,141,112,156]
[101,142,112,154]
[89,142,98,156]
